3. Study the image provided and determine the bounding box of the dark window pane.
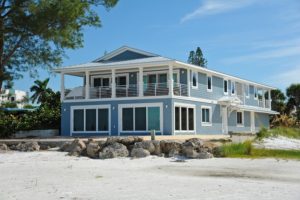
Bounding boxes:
[192,72,197,86]
[94,78,101,87]
[135,107,146,131]
[86,109,96,131]
[158,74,167,83]
[117,76,127,86]
[237,112,243,124]
[224,80,228,93]
[148,107,160,131]
[148,74,157,84]
[188,108,194,130]
[181,107,187,130]
[98,109,109,131]
[123,108,133,131]
[102,78,110,87]
[202,108,210,123]
[175,107,180,130]
[74,109,84,131]
[208,77,212,90]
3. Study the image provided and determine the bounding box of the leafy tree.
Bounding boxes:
[0,0,118,90]
[270,89,286,114]
[188,47,207,67]
[286,84,300,120]
[30,78,52,104]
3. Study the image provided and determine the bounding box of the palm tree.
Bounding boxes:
[30,78,53,104]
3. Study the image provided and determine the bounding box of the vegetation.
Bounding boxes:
[0,78,60,138]
[219,141,300,160]
[0,0,118,90]
[257,127,300,140]
[187,47,207,68]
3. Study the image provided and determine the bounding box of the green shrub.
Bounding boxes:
[219,140,252,157]
[256,127,300,139]
[256,127,270,140]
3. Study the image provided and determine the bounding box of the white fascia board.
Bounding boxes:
[174,61,277,90]
[237,105,279,115]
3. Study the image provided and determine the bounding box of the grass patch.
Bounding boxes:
[257,127,300,140]
[219,141,300,160]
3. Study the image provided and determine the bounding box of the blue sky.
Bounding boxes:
[14,0,300,93]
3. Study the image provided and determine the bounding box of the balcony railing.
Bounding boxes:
[64,83,188,100]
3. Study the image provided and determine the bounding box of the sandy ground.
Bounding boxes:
[254,136,300,150]
[0,151,299,200]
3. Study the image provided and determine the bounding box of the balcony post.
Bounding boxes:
[187,68,190,96]
[60,72,65,101]
[139,67,143,97]
[262,89,266,108]
[168,64,173,97]
[268,90,272,109]
[112,69,116,98]
[85,71,90,99]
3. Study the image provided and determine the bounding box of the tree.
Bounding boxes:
[0,0,118,91]
[286,84,300,120]
[187,47,207,67]
[270,89,286,114]
[30,78,52,104]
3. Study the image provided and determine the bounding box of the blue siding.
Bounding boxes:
[255,113,270,131]
[228,111,251,133]
[100,50,152,62]
[61,98,172,136]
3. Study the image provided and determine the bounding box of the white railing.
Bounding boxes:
[90,86,112,99]
[116,84,138,97]
[143,83,169,96]
[64,86,85,100]
[173,83,188,96]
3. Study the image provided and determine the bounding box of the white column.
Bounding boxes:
[262,89,266,108]
[187,68,190,96]
[139,67,143,97]
[168,64,173,97]
[111,69,116,98]
[85,71,90,99]
[268,90,272,109]
[60,72,65,101]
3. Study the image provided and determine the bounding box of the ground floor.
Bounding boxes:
[0,151,299,200]
[61,98,270,136]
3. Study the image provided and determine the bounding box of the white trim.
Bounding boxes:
[236,111,244,127]
[118,102,163,135]
[70,104,111,135]
[207,75,213,92]
[223,79,228,95]
[245,84,250,98]
[254,87,258,100]
[201,105,212,126]
[191,70,198,89]
[91,75,111,87]
[174,103,196,134]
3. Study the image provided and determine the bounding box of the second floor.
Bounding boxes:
[55,46,275,111]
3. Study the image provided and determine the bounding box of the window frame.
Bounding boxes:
[191,71,198,89]
[207,75,213,92]
[174,103,196,133]
[236,111,244,127]
[245,84,250,98]
[118,103,163,134]
[201,106,212,126]
[71,105,111,135]
[223,79,228,95]
[231,81,236,95]
[254,87,258,100]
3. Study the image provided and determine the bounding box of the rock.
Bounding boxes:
[130,148,150,158]
[152,140,162,155]
[185,138,204,147]
[168,149,180,157]
[99,142,129,159]
[134,141,155,153]
[0,143,9,152]
[182,138,213,159]
[15,142,40,152]
[106,136,143,147]
[160,140,182,157]
[59,142,72,152]
[197,152,213,159]
[86,141,101,158]
[65,139,86,156]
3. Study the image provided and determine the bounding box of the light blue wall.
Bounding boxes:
[61,98,172,137]
[255,113,270,131]
[228,111,251,133]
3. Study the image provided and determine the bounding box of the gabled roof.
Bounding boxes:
[93,46,159,63]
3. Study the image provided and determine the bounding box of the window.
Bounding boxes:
[98,109,109,131]
[86,109,96,131]
[224,80,228,94]
[73,109,84,131]
[121,104,162,132]
[237,111,243,126]
[72,106,110,132]
[116,76,127,87]
[207,76,212,91]
[201,107,211,125]
[254,87,258,99]
[92,77,110,87]
[245,85,249,98]
[231,81,236,95]
[175,105,195,131]
[192,71,198,88]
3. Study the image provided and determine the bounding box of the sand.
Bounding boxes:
[254,136,300,150]
[0,151,299,200]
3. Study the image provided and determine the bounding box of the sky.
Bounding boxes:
[13,0,300,93]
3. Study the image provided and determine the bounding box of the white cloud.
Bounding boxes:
[180,0,257,23]
[267,66,300,89]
